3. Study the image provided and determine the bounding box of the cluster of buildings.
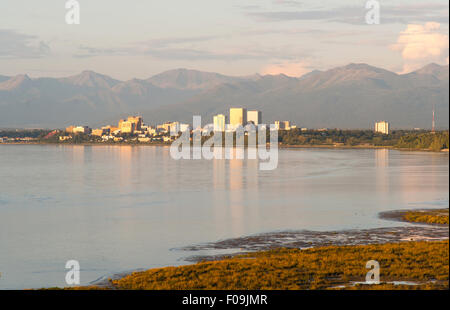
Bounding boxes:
[61,108,298,143]
[213,108,296,132]
[64,116,190,143]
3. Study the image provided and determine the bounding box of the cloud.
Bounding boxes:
[73,34,311,63]
[74,45,265,61]
[246,3,449,25]
[261,61,312,77]
[272,0,303,8]
[74,35,230,59]
[0,29,50,58]
[391,22,449,73]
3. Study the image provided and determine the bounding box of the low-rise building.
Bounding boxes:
[375,121,389,135]
[180,124,190,133]
[73,126,91,134]
[213,114,226,132]
[138,137,151,143]
[92,129,105,136]
[102,135,114,141]
[274,121,291,130]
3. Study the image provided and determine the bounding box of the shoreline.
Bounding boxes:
[80,207,449,290]
[1,141,448,152]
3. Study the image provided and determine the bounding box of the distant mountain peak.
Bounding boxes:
[0,74,32,91]
[147,68,237,90]
[62,70,120,88]
[340,63,391,74]
[412,63,449,80]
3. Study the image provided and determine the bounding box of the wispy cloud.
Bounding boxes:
[246,3,449,25]
[73,34,311,62]
[0,29,50,58]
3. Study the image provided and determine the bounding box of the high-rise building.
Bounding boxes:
[127,116,143,131]
[121,121,136,134]
[169,122,180,134]
[213,114,226,132]
[247,110,262,125]
[230,108,247,127]
[375,121,389,135]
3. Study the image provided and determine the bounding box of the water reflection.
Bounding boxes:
[0,145,447,289]
[375,149,390,198]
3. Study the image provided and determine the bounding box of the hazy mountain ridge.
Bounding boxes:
[147,68,243,90]
[0,63,448,129]
[140,63,449,129]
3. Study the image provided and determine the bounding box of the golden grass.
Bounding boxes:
[106,240,448,290]
[403,209,449,225]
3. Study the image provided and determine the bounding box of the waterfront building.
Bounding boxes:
[213,114,226,132]
[59,136,72,141]
[118,119,126,130]
[157,122,172,133]
[92,129,104,136]
[180,124,190,133]
[230,108,247,127]
[102,125,117,134]
[121,121,136,134]
[65,126,75,133]
[127,116,143,131]
[274,121,291,130]
[100,127,111,135]
[169,122,180,134]
[375,121,389,135]
[247,110,262,125]
[72,126,91,134]
[138,137,151,143]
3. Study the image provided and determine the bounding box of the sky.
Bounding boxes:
[0,0,448,80]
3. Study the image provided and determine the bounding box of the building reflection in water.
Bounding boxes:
[211,147,261,236]
[374,149,390,202]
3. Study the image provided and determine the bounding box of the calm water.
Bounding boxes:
[0,145,448,289]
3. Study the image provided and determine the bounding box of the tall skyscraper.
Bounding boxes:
[121,121,136,134]
[213,114,226,132]
[375,121,389,135]
[247,110,262,125]
[127,116,143,131]
[229,108,247,127]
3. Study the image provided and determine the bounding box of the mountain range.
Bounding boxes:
[0,63,448,129]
